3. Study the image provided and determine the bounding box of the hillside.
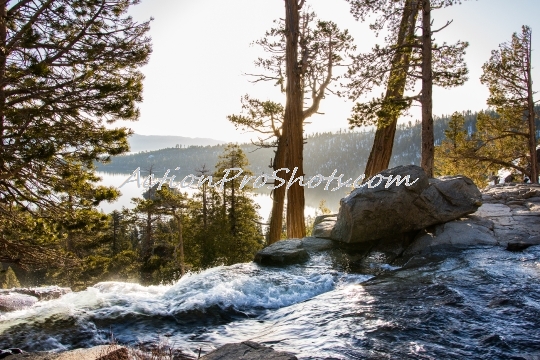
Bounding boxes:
[127,134,225,153]
[98,113,475,177]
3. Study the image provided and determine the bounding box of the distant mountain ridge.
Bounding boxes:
[128,134,225,153]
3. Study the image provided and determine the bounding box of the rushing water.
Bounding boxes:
[1,246,540,359]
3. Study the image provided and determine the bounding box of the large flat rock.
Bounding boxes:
[4,346,128,360]
[254,238,335,266]
[404,184,540,256]
[474,203,512,217]
[254,240,309,266]
[201,341,297,360]
[404,217,498,256]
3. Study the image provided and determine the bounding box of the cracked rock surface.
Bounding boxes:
[405,183,540,256]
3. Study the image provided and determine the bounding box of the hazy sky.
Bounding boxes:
[119,0,540,143]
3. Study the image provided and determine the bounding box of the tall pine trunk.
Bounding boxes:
[284,0,306,238]
[364,0,420,178]
[174,212,185,276]
[267,134,286,244]
[420,0,434,177]
[525,30,538,183]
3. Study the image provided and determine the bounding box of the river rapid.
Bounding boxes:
[1,246,540,359]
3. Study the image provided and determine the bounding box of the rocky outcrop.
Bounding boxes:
[254,240,309,266]
[404,183,540,256]
[331,165,482,244]
[2,345,128,360]
[254,181,540,267]
[311,214,337,239]
[201,341,297,360]
[254,237,335,266]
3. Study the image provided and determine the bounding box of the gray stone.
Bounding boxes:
[507,242,534,251]
[301,237,335,252]
[474,203,512,217]
[398,184,540,257]
[201,341,297,360]
[465,215,495,230]
[254,240,309,266]
[404,218,498,256]
[0,293,38,312]
[4,346,128,360]
[504,235,540,251]
[493,227,528,245]
[311,215,337,239]
[331,165,482,244]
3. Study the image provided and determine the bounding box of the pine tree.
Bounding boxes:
[480,26,538,182]
[1,267,21,289]
[434,112,486,185]
[0,0,151,265]
[248,7,355,238]
[347,0,420,178]
[436,27,539,185]
[213,144,263,264]
[227,96,285,245]
[346,0,469,178]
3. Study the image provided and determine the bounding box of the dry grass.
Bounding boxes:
[100,331,196,360]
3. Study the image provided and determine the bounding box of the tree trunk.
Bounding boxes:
[112,211,119,256]
[175,213,185,276]
[144,211,153,259]
[283,0,306,239]
[230,164,236,237]
[202,182,208,229]
[267,134,287,244]
[364,0,420,178]
[525,29,538,183]
[420,0,434,177]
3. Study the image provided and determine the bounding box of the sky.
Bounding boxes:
[118,0,540,144]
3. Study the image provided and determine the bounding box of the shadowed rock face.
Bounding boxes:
[253,240,309,266]
[311,214,337,239]
[331,165,482,244]
[404,183,540,257]
[253,238,335,266]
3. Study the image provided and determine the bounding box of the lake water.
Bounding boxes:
[96,172,326,221]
